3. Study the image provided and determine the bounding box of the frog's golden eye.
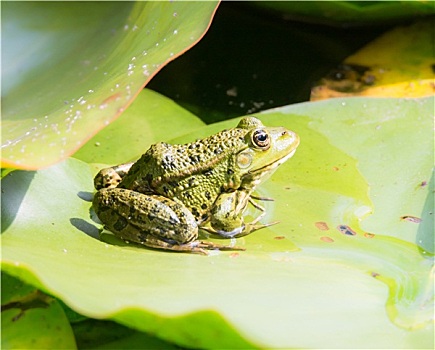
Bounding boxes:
[252,129,270,149]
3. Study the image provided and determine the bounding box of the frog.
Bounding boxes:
[92,116,299,255]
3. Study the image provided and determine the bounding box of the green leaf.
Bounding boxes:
[1,273,77,349]
[251,1,435,26]
[72,319,179,350]
[1,97,433,349]
[74,89,204,165]
[311,20,435,100]
[1,1,218,170]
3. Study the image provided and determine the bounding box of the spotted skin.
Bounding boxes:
[93,117,299,254]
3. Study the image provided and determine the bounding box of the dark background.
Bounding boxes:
[148,2,391,123]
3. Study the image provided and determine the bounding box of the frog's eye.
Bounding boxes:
[252,129,270,149]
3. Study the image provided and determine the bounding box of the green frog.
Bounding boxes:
[93,117,299,254]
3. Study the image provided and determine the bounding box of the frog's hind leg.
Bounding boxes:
[94,163,135,190]
[94,188,245,255]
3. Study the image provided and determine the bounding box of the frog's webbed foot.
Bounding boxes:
[197,240,246,253]
[202,218,279,239]
[143,236,245,255]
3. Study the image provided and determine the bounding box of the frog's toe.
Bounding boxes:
[142,238,244,255]
[234,220,280,238]
[198,240,246,252]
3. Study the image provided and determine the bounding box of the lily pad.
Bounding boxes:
[1,1,218,170]
[311,20,435,100]
[1,96,433,349]
[73,89,204,165]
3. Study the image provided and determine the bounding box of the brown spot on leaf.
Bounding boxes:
[274,236,285,240]
[315,221,329,231]
[320,236,334,243]
[364,232,375,238]
[400,215,422,223]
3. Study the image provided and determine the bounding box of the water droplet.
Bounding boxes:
[88,89,94,93]
[173,12,178,17]
[341,102,346,106]
[173,29,178,35]
[124,24,129,31]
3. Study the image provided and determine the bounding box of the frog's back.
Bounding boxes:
[119,127,248,192]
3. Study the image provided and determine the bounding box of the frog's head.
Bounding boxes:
[235,117,299,184]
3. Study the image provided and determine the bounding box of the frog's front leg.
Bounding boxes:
[204,191,277,238]
[93,188,243,254]
[94,163,134,190]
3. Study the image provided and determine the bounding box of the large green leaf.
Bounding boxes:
[251,1,435,26]
[73,89,204,165]
[1,95,433,349]
[1,1,218,170]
